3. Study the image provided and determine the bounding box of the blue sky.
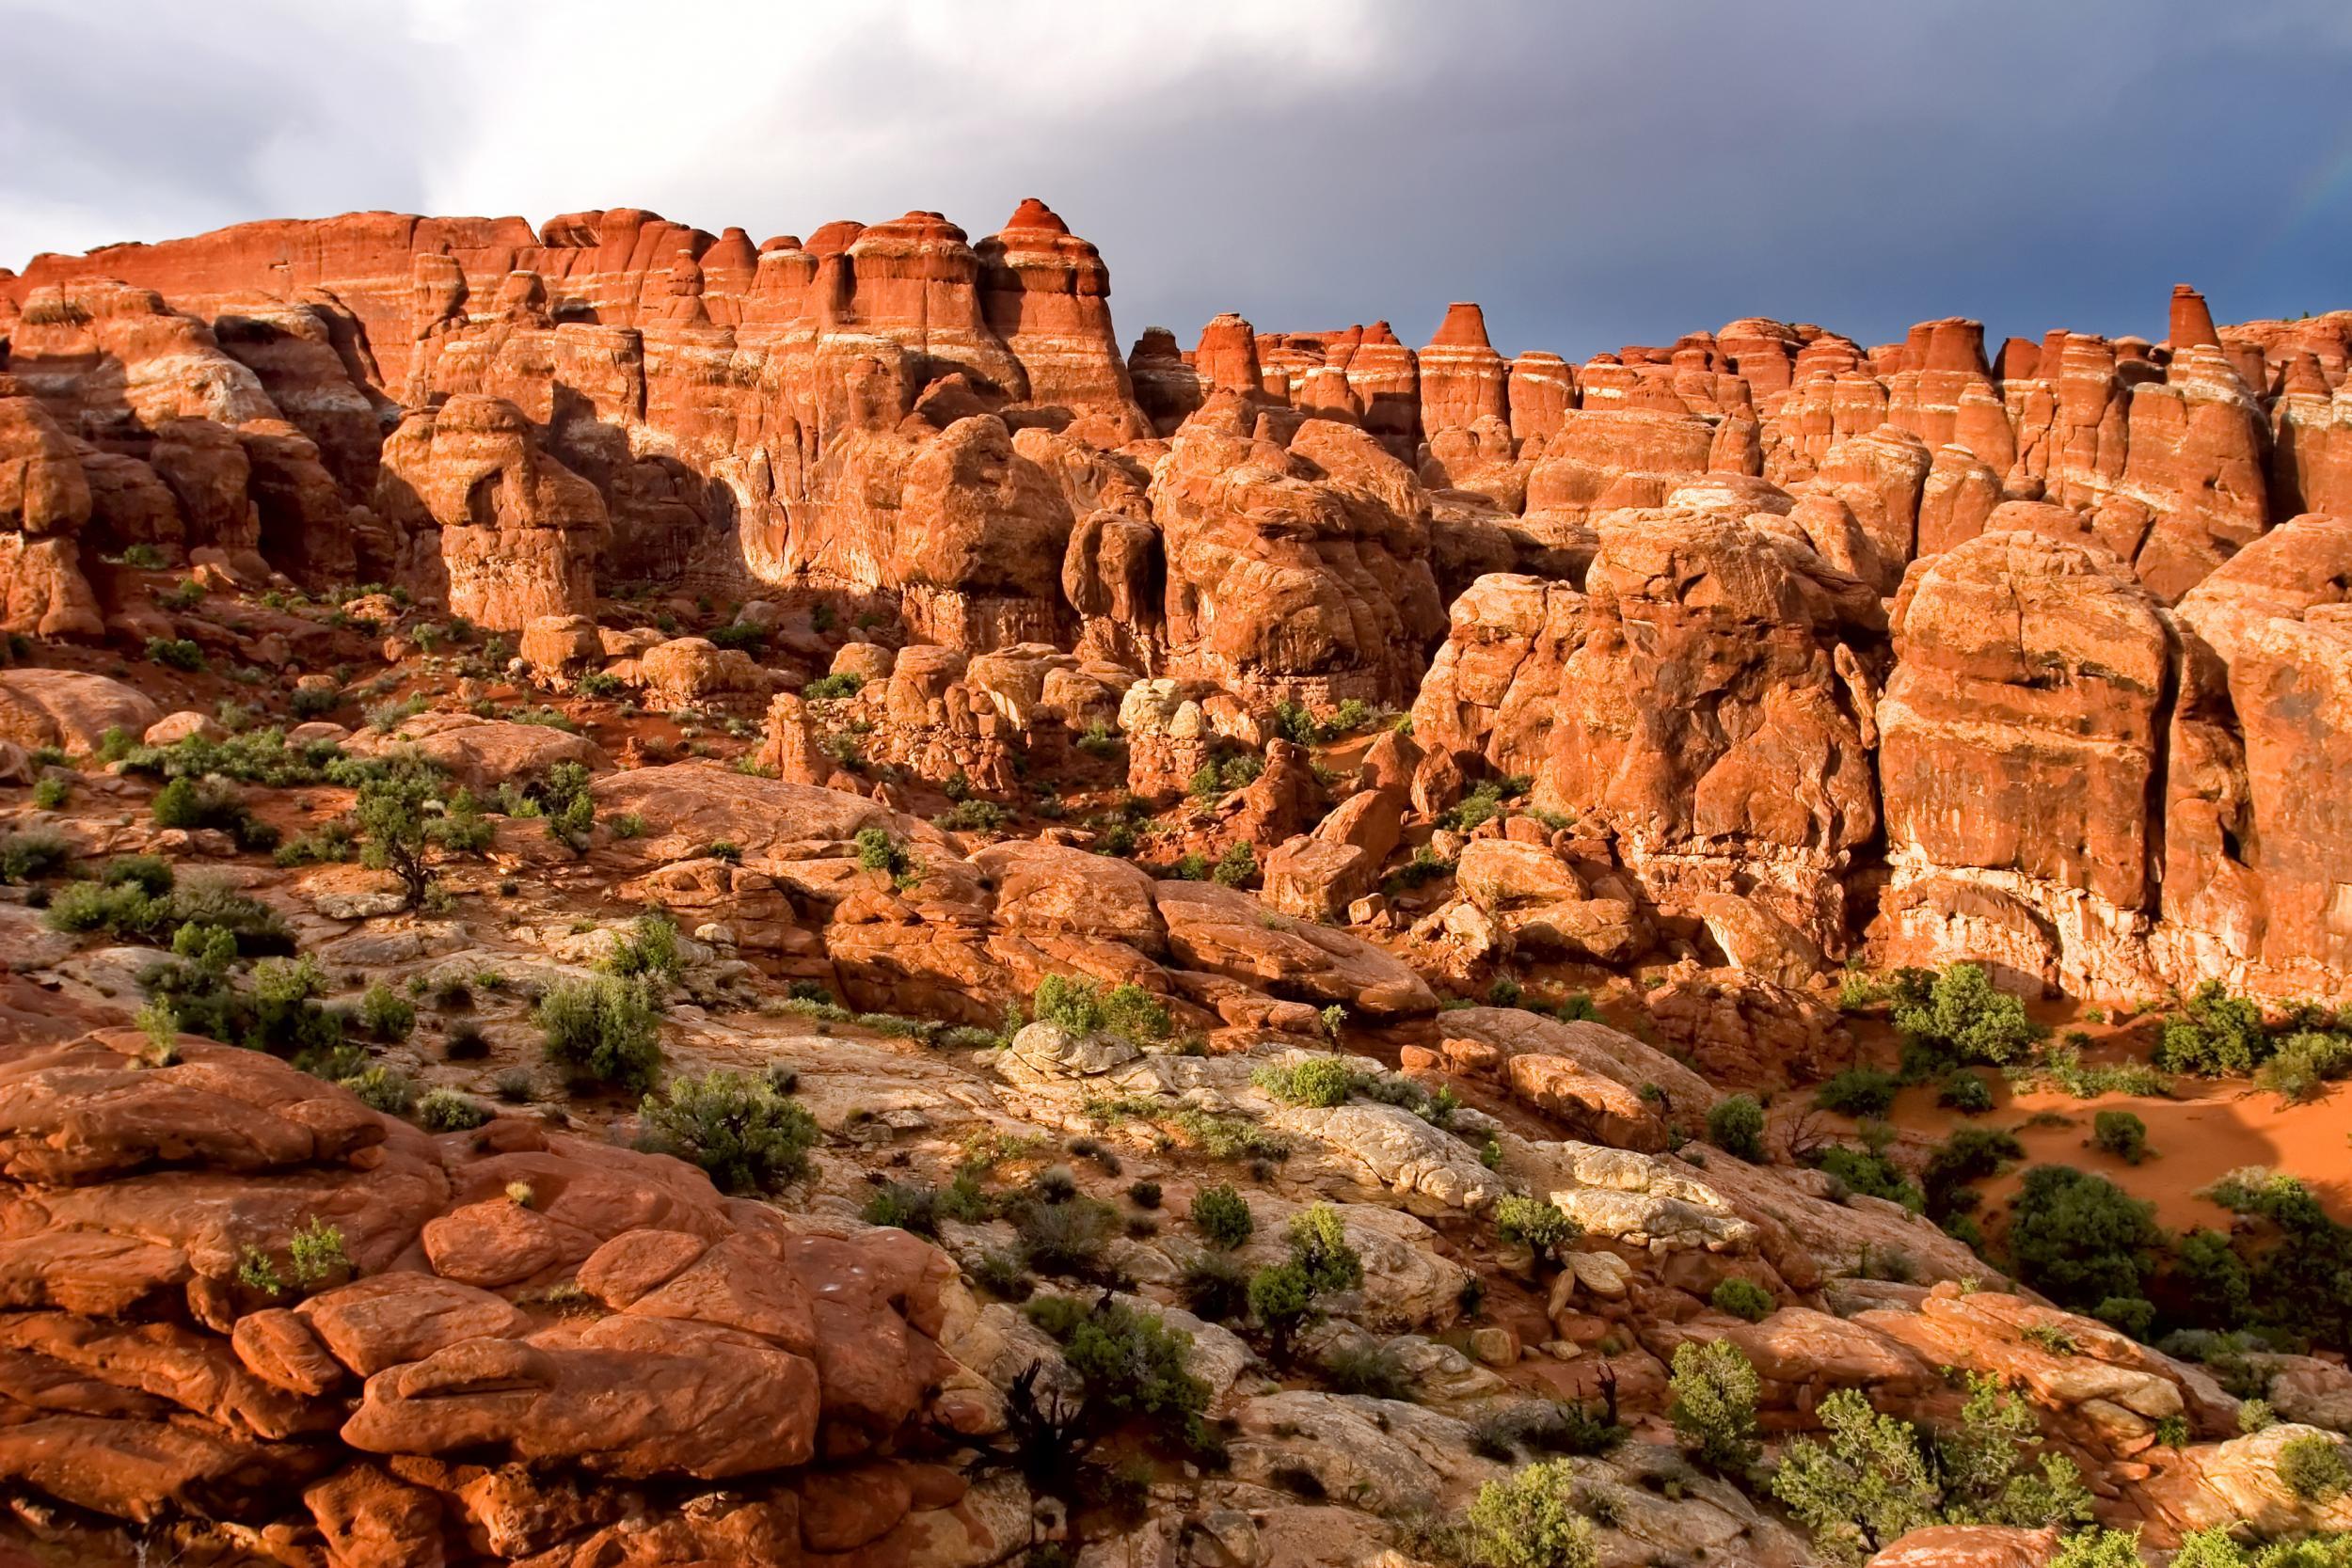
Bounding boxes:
[8,1,2348,359]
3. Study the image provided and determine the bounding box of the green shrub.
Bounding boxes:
[1210,841,1257,888]
[2093,1109,2151,1164]
[1444,779,1509,832]
[2169,1227,2254,1331]
[864,1178,970,1237]
[1710,1278,1774,1322]
[358,983,415,1042]
[1179,1246,1250,1321]
[1287,1203,1362,1294]
[1893,962,2047,1070]
[2280,1434,2351,1503]
[801,672,865,700]
[2256,1030,2352,1103]
[639,1069,818,1192]
[1494,1195,1578,1256]
[2050,1529,2150,1568]
[1245,1204,1362,1362]
[103,855,174,896]
[2156,982,2273,1076]
[0,828,72,883]
[285,1216,348,1289]
[1465,1459,1597,1568]
[1815,1068,1899,1117]
[2006,1165,2163,1314]
[1247,1261,1316,1360]
[1669,1338,1760,1473]
[343,1065,417,1116]
[537,974,664,1092]
[147,637,205,671]
[1922,1127,2024,1223]
[353,768,444,905]
[1707,1093,1766,1161]
[1769,1388,1944,1560]
[1252,1055,1356,1107]
[600,911,684,984]
[30,775,68,810]
[2094,1295,2156,1339]
[1022,1293,1211,1443]
[1939,1069,1995,1114]
[1817,1141,1925,1212]
[2201,1167,2352,1351]
[1030,974,1171,1043]
[1014,1191,1119,1276]
[1322,1339,1414,1401]
[1191,1183,1255,1249]
[415,1087,491,1132]
[937,798,1008,832]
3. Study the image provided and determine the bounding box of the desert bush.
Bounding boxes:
[1669,1338,1760,1473]
[415,1088,491,1132]
[1030,974,1172,1043]
[342,1065,416,1116]
[1710,1278,1774,1322]
[1464,1459,1597,1568]
[1770,1377,2091,1563]
[1179,1247,1251,1322]
[2156,982,2274,1076]
[1494,1195,1578,1256]
[1706,1093,1766,1160]
[2256,1030,2352,1103]
[1190,1182,1255,1249]
[1022,1292,1211,1444]
[2006,1165,2163,1316]
[1816,1140,1924,1212]
[1252,1055,1356,1107]
[1210,841,1257,888]
[1322,1339,1414,1401]
[0,828,72,883]
[2093,1109,2151,1164]
[1939,1070,1995,1114]
[1922,1126,2024,1223]
[639,1069,818,1192]
[1016,1190,1120,1277]
[536,975,664,1092]
[600,911,684,984]
[358,982,415,1042]
[1893,961,2047,1070]
[2280,1435,2352,1504]
[1815,1068,1899,1117]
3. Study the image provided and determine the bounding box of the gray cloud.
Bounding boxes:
[8,0,2348,361]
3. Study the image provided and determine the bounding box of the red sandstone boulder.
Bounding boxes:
[1875,531,2173,996]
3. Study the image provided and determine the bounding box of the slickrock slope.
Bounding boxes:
[6,200,2352,1567]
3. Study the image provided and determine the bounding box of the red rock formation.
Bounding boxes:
[1152,402,1442,708]
[1417,302,1509,437]
[0,377,103,638]
[1506,351,1575,444]
[1874,531,2174,994]
[2164,515,2352,990]
[1524,408,1715,523]
[975,198,1146,439]
[373,395,605,627]
[0,1028,981,1565]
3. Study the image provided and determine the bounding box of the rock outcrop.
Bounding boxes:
[0,1029,982,1565]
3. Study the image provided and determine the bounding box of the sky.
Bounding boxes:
[8,0,2352,361]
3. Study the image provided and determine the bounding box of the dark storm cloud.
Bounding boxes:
[8,1,2347,362]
